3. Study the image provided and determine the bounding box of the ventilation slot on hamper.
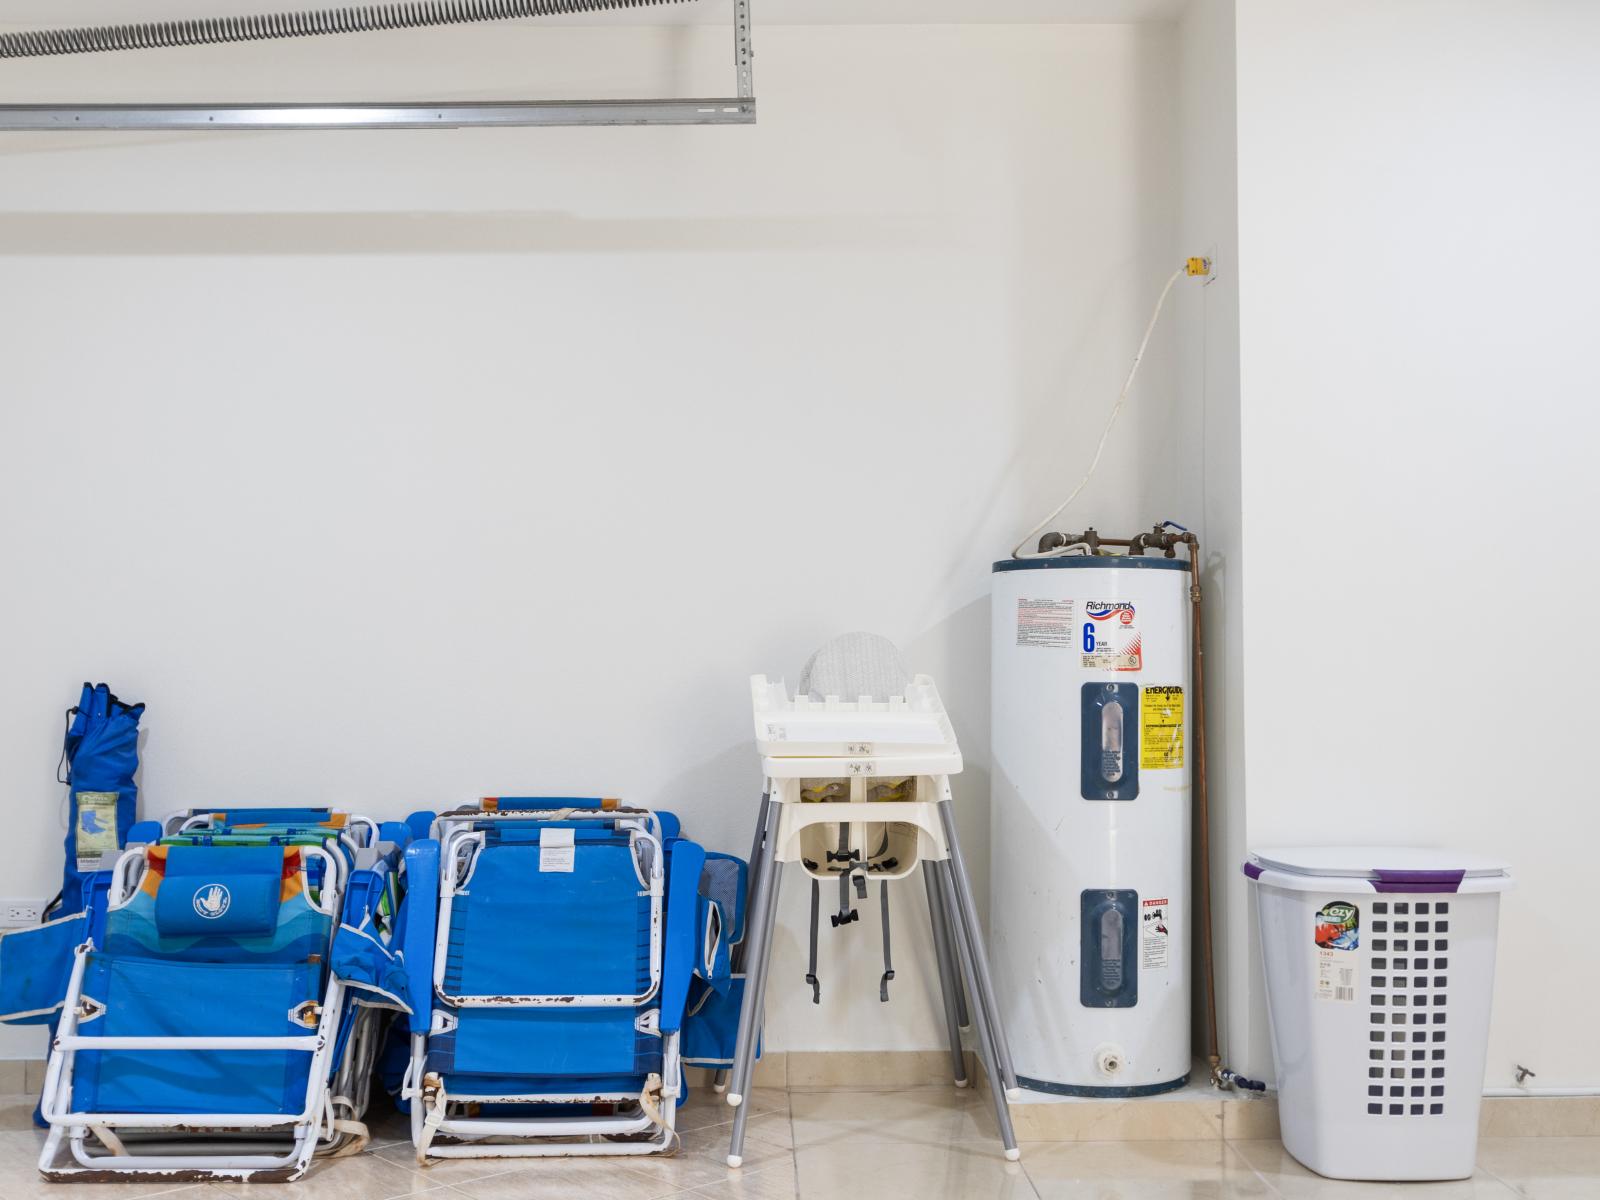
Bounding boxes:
[1367,900,1448,1117]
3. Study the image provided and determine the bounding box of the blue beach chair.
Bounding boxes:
[395,798,748,1162]
[2,809,410,1182]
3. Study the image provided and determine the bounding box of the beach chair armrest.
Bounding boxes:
[402,839,440,1033]
[659,840,707,1035]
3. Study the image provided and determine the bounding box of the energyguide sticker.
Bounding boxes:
[1140,686,1185,770]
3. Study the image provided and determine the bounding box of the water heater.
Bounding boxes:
[989,555,1192,1095]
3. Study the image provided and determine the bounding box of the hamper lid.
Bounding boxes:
[1244,846,1511,893]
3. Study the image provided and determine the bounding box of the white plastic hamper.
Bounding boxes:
[1244,847,1512,1181]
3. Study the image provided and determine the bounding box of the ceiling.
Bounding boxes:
[0,0,1186,29]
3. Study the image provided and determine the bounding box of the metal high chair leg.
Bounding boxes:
[936,859,1020,1161]
[715,791,773,1094]
[923,864,969,1088]
[928,861,970,1027]
[937,797,1020,1098]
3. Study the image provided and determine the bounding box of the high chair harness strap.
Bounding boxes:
[879,881,895,1002]
[806,880,821,1004]
[804,872,895,1005]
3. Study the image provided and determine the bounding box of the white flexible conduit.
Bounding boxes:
[0,0,695,59]
[1010,264,1188,560]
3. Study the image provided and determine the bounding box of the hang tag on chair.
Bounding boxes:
[539,828,575,873]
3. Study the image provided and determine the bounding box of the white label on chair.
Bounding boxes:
[539,827,576,873]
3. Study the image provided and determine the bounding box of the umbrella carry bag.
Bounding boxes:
[53,682,144,919]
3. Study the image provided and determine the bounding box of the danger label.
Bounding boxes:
[1141,897,1170,969]
[1016,598,1075,648]
[1140,686,1185,770]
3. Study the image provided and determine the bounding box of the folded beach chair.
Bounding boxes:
[394,798,748,1162]
[0,808,412,1182]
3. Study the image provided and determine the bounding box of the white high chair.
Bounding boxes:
[723,635,1021,1165]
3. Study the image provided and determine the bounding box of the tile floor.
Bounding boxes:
[0,1086,1595,1199]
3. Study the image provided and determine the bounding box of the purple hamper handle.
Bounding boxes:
[1372,868,1465,893]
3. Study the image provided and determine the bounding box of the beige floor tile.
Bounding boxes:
[789,1086,999,1148]
[372,1140,528,1187]
[687,1161,800,1198]
[0,1130,207,1200]
[1477,1135,1600,1198]
[678,1087,788,1135]
[1229,1137,1521,1197]
[620,1124,792,1190]
[1022,1139,1275,1199]
[446,1155,685,1199]
[24,1059,47,1093]
[0,1062,27,1092]
[209,1151,456,1199]
[1479,1097,1600,1138]
[672,1114,793,1177]
[795,1140,1037,1200]
[738,1111,795,1152]
[0,1091,40,1132]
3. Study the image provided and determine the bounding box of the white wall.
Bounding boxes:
[1175,0,1258,1081]
[0,20,1184,1055]
[1234,0,1600,1088]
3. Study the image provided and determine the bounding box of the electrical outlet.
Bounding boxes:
[0,900,47,927]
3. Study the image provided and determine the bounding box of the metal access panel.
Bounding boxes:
[0,0,755,131]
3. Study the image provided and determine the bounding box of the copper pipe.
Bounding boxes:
[1180,532,1223,1084]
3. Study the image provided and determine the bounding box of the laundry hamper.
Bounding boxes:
[1243,847,1511,1181]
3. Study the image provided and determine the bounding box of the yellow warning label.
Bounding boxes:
[1141,686,1184,770]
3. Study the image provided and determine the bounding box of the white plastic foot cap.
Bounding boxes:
[726,1092,743,1107]
[1005,1147,1022,1162]
[1005,1087,1023,1102]
[955,1078,970,1089]
[726,1155,743,1168]
[712,1081,727,1093]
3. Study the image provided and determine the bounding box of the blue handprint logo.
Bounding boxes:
[193,884,232,920]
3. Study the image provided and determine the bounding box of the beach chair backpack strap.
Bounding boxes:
[806,880,821,1005]
[879,881,895,1003]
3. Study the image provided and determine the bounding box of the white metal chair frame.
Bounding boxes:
[407,808,679,1161]
[37,843,349,1183]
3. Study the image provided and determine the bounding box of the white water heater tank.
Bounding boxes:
[989,556,1193,1095]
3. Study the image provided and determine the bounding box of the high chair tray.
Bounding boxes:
[751,674,962,764]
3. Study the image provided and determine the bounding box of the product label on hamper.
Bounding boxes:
[1141,897,1171,969]
[539,827,575,873]
[1016,597,1075,648]
[1315,901,1360,951]
[1314,901,1360,1002]
[1140,686,1185,769]
[1315,949,1358,1002]
[1081,602,1142,671]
